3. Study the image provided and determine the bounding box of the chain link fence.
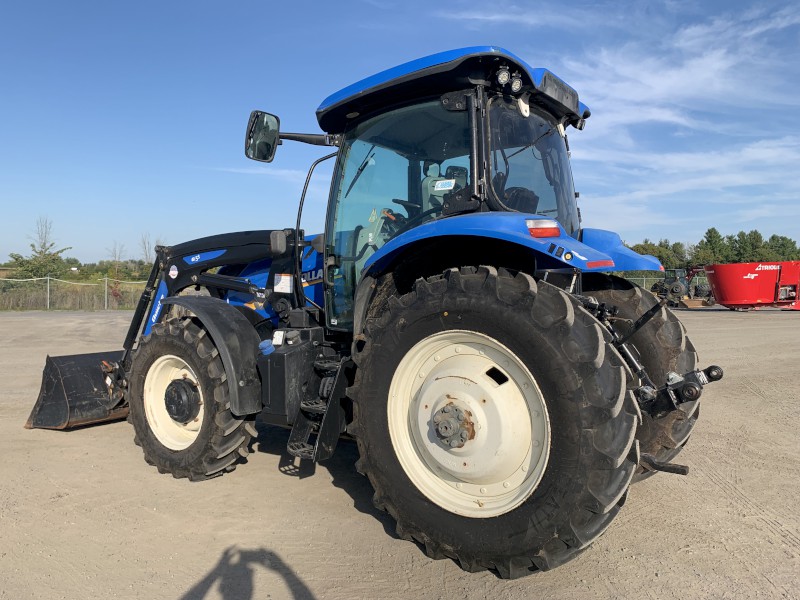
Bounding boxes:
[0,277,146,311]
[0,274,711,311]
[626,275,709,292]
[626,277,662,291]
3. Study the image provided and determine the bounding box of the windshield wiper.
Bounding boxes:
[506,127,555,160]
[344,144,376,198]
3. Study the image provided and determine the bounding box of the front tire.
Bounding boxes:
[351,267,640,577]
[128,317,256,481]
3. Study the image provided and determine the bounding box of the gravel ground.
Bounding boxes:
[0,308,798,600]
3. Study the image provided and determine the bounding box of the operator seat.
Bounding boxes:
[420,163,448,211]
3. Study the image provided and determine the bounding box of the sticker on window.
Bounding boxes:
[434,179,456,191]
[274,273,293,294]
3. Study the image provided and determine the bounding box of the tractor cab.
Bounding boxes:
[247,47,608,329]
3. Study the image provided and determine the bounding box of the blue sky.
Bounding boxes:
[1,0,798,263]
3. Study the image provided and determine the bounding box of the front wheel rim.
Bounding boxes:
[388,330,550,518]
[143,354,205,451]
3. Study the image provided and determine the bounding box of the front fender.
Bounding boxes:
[161,296,261,417]
[364,212,618,274]
[579,228,663,272]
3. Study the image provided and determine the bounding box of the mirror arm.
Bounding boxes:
[280,132,340,147]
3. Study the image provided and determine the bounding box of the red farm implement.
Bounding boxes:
[704,261,800,311]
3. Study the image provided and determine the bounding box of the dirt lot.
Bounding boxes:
[0,308,798,600]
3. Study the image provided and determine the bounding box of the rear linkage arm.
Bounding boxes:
[576,294,724,475]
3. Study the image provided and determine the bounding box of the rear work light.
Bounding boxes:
[526,219,561,238]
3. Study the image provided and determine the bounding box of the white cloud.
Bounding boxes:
[556,6,800,243]
[213,166,309,182]
[433,5,594,32]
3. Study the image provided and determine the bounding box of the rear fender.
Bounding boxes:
[363,212,618,274]
[160,296,262,416]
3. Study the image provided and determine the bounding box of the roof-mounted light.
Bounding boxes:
[510,74,523,93]
[526,219,561,238]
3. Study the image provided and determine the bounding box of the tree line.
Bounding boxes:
[629,228,800,270]
[3,217,159,280]
[4,219,799,280]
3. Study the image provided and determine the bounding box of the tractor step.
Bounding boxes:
[300,398,328,414]
[285,358,350,462]
[287,441,315,461]
[313,359,341,374]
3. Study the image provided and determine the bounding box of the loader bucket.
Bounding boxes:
[25,351,128,430]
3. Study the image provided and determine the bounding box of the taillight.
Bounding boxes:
[586,260,615,269]
[526,219,561,238]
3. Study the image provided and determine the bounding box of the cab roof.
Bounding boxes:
[316,46,590,134]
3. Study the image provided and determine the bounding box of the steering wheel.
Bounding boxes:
[389,206,441,238]
[392,198,421,218]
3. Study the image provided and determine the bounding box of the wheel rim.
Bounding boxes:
[388,330,550,518]
[143,354,205,450]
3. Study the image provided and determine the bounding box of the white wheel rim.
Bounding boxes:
[143,354,205,451]
[388,330,550,518]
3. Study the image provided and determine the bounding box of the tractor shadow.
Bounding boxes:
[252,421,397,538]
[180,545,315,600]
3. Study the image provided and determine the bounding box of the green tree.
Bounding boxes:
[630,238,686,269]
[7,217,72,278]
[633,228,799,269]
[729,230,777,262]
[765,234,800,260]
[691,227,731,265]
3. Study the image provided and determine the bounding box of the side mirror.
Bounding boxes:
[245,111,280,162]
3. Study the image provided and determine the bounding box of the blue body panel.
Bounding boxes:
[363,213,661,276]
[225,258,281,324]
[143,279,169,336]
[182,249,227,265]
[144,236,325,333]
[580,228,663,272]
[223,236,325,323]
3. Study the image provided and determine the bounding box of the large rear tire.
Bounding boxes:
[586,278,698,480]
[351,267,640,578]
[128,317,256,481]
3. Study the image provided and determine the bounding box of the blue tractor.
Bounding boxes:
[28,47,722,577]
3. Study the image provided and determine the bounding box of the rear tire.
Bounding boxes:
[694,284,711,299]
[128,317,255,481]
[351,267,640,577]
[586,280,698,481]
